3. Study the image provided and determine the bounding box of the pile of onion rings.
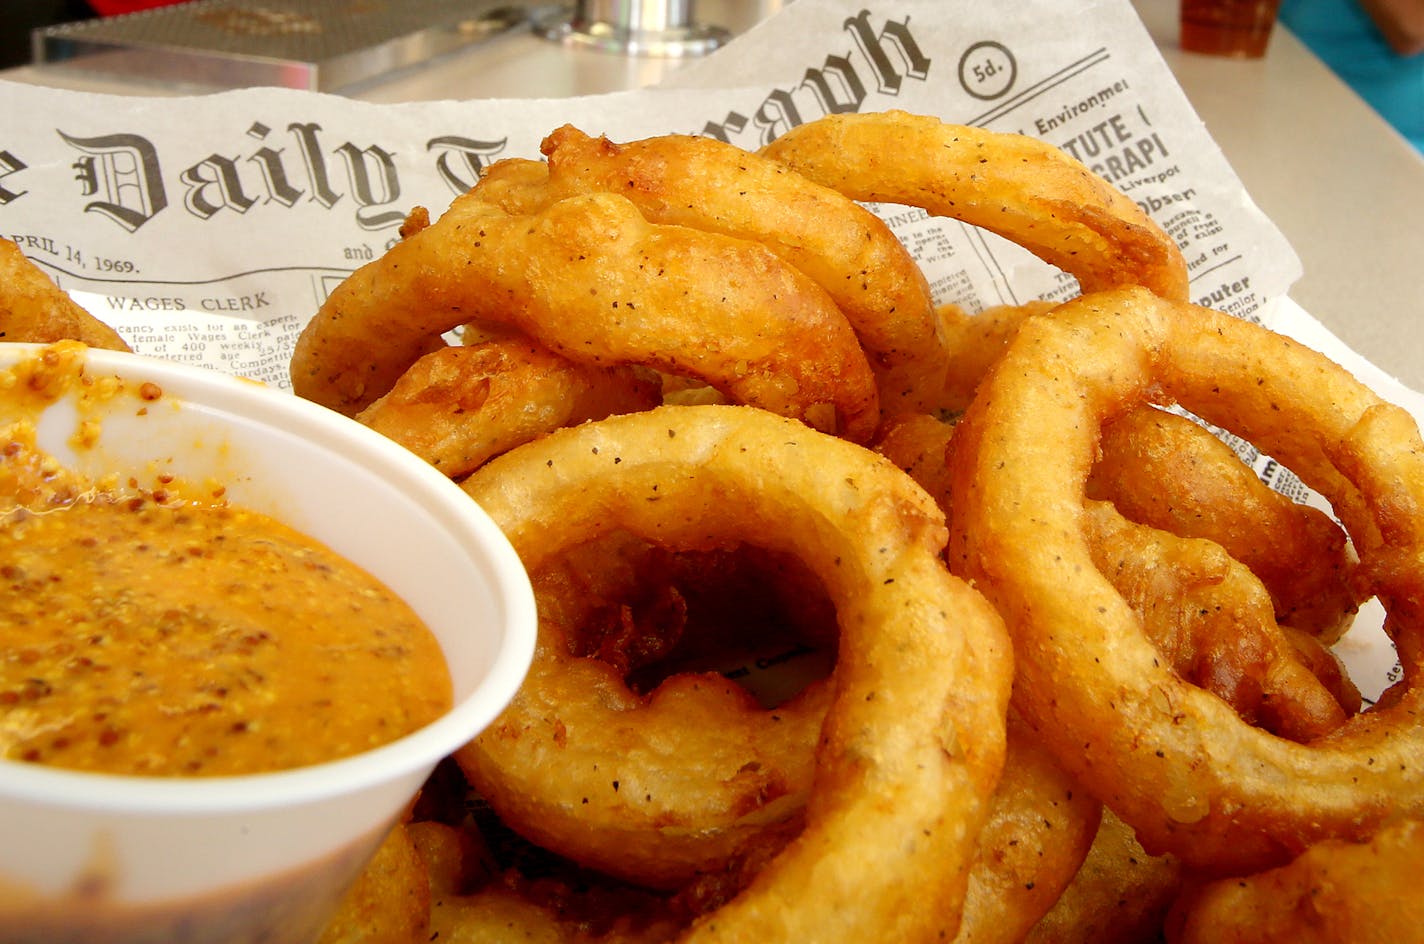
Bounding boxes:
[281,111,1421,943]
[948,287,1424,875]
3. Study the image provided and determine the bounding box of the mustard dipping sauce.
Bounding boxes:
[0,342,453,777]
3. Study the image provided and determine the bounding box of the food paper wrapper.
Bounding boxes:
[0,0,1414,699]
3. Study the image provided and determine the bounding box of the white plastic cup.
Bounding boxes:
[0,344,537,943]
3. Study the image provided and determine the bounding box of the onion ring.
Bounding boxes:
[1025,809,1183,944]
[873,411,1354,742]
[1,239,130,352]
[1088,405,1360,641]
[936,300,1058,414]
[933,295,1360,640]
[473,126,945,414]
[933,296,1359,641]
[758,111,1190,303]
[290,192,879,441]
[1166,817,1424,943]
[354,338,660,479]
[458,403,1012,938]
[1083,500,1355,742]
[947,286,1424,873]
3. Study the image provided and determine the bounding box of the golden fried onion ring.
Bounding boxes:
[473,126,945,414]
[759,111,1190,303]
[934,298,1360,641]
[1089,405,1360,642]
[1083,500,1355,743]
[873,413,1355,742]
[0,239,130,352]
[1166,817,1424,943]
[290,192,879,441]
[1025,809,1183,944]
[459,403,1012,939]
[948,286,1424,873]
[355,338,660,479]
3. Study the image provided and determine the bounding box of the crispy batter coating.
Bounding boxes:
[875,411,1357,744]
[932,297,1362,641]
[759,111,1190,303]
[934,297,1361,643]
[873,410,957,508]
[936,300,1057,414]
[316,825,431,944]
[1090,406,1360,642]
[1084,500,1357,742]
[0,239,130,351]
[948,287,1424,873]
[1025,809,1183,944]
[355,338,660,479]
[473,125,945,414]
[290,192,879,440]
[954,720,1103,944]
[1167,817,1424,944]
[458,403,1013,940]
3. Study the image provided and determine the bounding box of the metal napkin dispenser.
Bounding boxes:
[32,0,532,92]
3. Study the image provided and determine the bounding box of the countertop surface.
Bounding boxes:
[1131,0,1424,394]
[5,0,1422,390]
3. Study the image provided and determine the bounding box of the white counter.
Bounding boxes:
[1132,0,1424,393]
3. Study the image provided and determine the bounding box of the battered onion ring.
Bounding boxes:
[758,111,1190,303]
[290,192,879,441]
[934,296,1359,640]
[354,338,660,479]
[1089,405,1360,641]
[874,412,1354,741]
[472,126,945,414]
[948,286,1424,873]
[471,527,1088,933]
[1166,817,1424,944]
[953,720,1102,944]
[458,403,1012,939]
[937,300,1057,414]
[1084,500,1353,743]
[1024,809,1183,944]
[935,297,1360,639]
[0,239,130,352]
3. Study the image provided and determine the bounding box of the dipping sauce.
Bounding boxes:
[0,342,452,777]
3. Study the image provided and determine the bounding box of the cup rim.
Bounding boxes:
[0,342,537,815]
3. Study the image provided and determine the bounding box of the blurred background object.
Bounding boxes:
[0,0,192,70]
[0,0,92,68]
[1179,0,1283,57]
[1279,0,1423,153]
[536,0,729,57]
[88,0,189,15]
[27,0,535,92]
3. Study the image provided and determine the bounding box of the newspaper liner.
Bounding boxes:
[0,0,1416,698]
